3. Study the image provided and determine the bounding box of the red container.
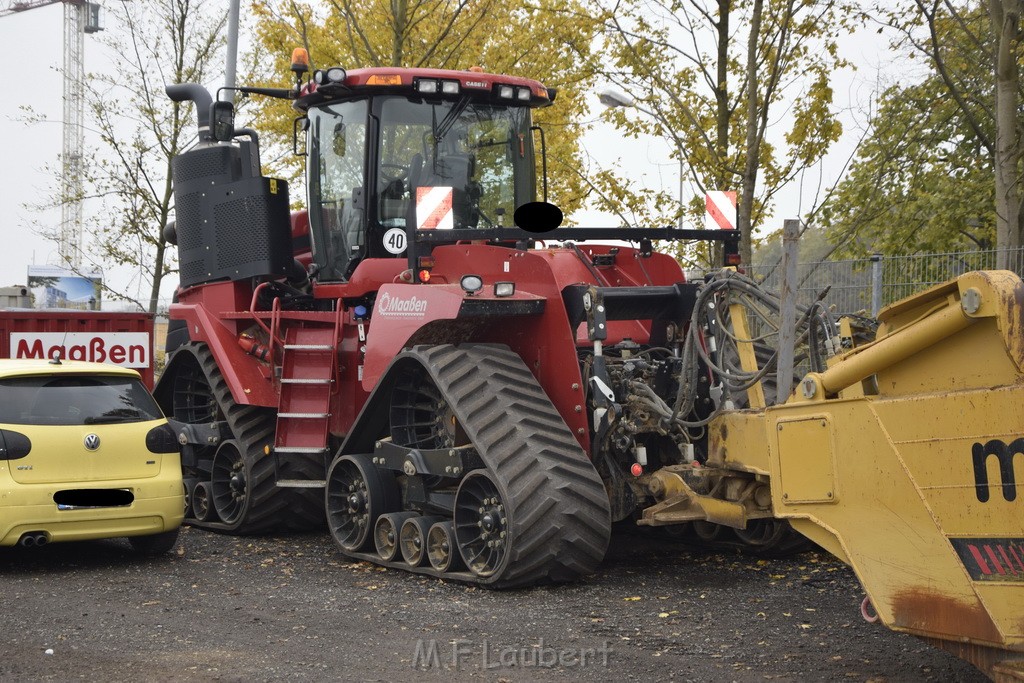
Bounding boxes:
[0,311,155,388]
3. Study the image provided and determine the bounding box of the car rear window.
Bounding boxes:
[0,375,164,426]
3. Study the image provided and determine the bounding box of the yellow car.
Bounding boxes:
[0,359,184,553]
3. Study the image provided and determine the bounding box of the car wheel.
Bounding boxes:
[128,528,180,556]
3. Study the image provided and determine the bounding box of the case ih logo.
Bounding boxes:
[11,332,150,368]
[377,292,428,318]
[972,438,1021,502]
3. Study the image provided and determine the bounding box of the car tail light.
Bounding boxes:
[146,423,179,454]
[0,429,31,459]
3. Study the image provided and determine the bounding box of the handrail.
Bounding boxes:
[248,282,286,381]
[268,295,283,381]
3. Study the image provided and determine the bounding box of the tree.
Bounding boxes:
[33,0,226,313]
[595,0,855,266]
[865,0,1021,266]
[820,78,996,256]
[246,0,603,218]
[822,2,1005,258]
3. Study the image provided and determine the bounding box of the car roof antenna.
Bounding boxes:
[50,331,68,365]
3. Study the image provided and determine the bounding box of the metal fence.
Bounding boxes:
[693,247,1024,318]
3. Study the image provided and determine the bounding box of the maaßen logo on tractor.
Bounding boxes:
[377,292,428,318]
[971,438,1021,502]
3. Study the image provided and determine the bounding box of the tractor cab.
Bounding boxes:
[295,67,553,281]
[165,63,554,291]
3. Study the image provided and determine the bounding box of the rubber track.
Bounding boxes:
[185,343,324,534]
[403,344,611,587]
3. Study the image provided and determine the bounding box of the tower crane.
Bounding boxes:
[1,0,101,270]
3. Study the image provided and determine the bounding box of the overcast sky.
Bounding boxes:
[0,5,65,287]
[0,4,897,309]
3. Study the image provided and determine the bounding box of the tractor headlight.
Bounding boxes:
[314,67,347,85]
[442,80,460,95]
[494,282,515,297]
[416,79,439,94]
[499,85,515,99]
[460,275,484,295]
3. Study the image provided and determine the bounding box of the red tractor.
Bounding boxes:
[153,57,1024,675]
[156,59,779,588]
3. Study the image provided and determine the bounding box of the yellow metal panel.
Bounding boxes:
[707,410,771,474]
[775,417,836,504]
[875,320,1018,396]
[876,385,1024,538]
[976,584,1024,638]
[764,395,1023,651]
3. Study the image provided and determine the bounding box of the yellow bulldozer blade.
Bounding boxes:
[714,271,1024,678]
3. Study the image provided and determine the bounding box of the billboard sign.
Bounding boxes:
[26,265,102,310]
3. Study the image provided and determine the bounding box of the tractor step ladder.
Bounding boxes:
[273,326,336,488]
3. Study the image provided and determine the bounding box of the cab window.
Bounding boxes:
[376,97,531,231]
[308,100,369,280]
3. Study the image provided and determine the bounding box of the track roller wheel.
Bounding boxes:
[191,481,214,523]
[164,343,324,533]
[454,470,510,579]
[427,521,462,572]
[692,520,722,542]
[400,516,442,567]
[326,454,399,552]
[211,442,247,525]
[734,519,811,557]
[183,477,198,518]
[333,345,611,586]
[735,519,788,547]
[375,512,417,562]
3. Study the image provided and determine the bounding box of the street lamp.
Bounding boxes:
[598,88,685,229]
[597,89,635,109]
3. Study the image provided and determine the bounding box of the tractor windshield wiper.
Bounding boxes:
[433,96,471,143]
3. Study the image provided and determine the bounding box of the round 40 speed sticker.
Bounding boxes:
[382,228,407,255]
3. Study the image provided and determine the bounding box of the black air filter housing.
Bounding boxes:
[172,144,292,289]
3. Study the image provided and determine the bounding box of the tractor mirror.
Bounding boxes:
[293,116,308,157]
[211,101,235,142]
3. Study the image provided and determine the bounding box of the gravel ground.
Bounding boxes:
[0,525,988,682]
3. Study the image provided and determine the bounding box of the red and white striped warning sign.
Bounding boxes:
[705,191,737,230]
[416,186,454,230]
